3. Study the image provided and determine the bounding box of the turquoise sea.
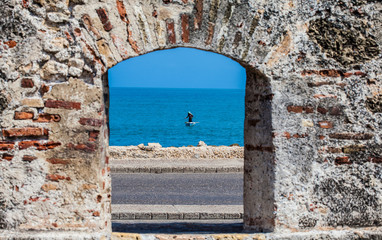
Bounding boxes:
[109,88,245,147]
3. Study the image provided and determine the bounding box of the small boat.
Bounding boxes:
[185,122,198,126]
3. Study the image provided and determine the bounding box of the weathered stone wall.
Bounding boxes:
[0,0,381,238]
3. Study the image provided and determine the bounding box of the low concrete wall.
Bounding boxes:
[109,143,243,159]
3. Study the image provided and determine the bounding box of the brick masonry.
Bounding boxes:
[0,0,381,238]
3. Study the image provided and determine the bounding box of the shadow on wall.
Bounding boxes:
[243,68,275,232]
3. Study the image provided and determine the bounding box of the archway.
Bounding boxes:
[103,46,274,232]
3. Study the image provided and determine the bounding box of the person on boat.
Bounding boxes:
[185,111,194,122]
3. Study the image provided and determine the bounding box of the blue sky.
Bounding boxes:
[108,47,246,89]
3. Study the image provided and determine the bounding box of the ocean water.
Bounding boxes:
[109,88,245,147]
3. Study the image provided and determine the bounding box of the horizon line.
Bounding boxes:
[109,86,245,90]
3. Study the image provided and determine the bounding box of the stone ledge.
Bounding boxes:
[111,205,243,220]
[110,158,244,173]
[110,165,243,174]
[109,145,243,160]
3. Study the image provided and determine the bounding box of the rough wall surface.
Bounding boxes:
[0,0,381,238]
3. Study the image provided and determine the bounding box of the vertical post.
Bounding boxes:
[243,68,275,232]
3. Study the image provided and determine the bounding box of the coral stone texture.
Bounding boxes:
[0,0,381,238]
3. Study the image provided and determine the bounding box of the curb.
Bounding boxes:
[112,212,243,220]
[111,205,243,220]
[110,166,243,174]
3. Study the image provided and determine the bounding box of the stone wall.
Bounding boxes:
[0,0,381,238]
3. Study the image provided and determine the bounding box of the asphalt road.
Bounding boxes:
[111,173,243,205]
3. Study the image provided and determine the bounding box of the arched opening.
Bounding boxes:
[107,47,263,232]
[108,47,246,147]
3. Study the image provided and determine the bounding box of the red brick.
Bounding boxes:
[14,112,34,120]
[29,197,40,202]
[308,82,332,87]
[318,135,325,140]
[369,157,382,163]
[292,133,308,138]
[301,70,315,76]
[21,78,34,88]
[34,113,61,123]
[22,155,37,162]
[329,133,373,140]
[329,107,342,116]
[328,147,342,153]
[318,121,333,129]
[181,14,190,43]
[74,28,81,37]
[127,30,139,54]
[304,106,314,113]
[354,71,367,77]
[96,8,113,31]
[116,0,129,24]
[317,107,328,114]
[318,69,342,77]
[64,31,74,42]
[166,19,176,44]
[22,0,29,8]
[2,153,13,161]
[335,156,351,165]
[45,100,81,110]
[46,174,70,182]
[3,128,48,138]
[19,141,61,150]
[152,10,158,17]
[89,130,100,141]
[0,142,15,151]
[194,0,203,29]
[4,40,17,48]
[40,84,50,96]
[0,142,14,151]
[19,141,39,150]
[105,156,109,164]
[287,105,303,113]
[67,143,96,152]
[52,223,58,228]
[343,72,353,78]
[301,69,342,78]
[79,118,103,127]
[46,158,70,165]
[283,132,291,139]
[205,23,215,45]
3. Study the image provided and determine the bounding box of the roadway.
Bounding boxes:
[111,173,243,205]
